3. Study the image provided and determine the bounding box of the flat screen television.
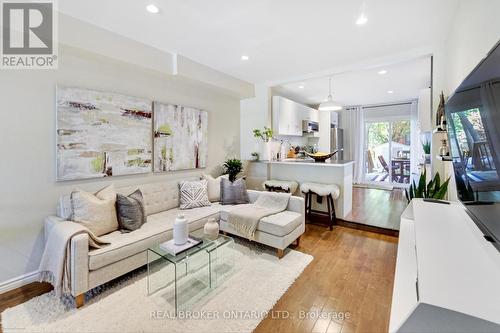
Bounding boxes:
[446,41,500,252]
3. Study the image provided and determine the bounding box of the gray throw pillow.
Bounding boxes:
[179,179,211,210]
[220,178,250,205]
[116,189,147,233]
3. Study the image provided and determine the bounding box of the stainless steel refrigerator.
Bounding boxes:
[331,127,344,160]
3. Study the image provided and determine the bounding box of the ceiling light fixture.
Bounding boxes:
[299,84,305,89]
[355,1,368,25]
[356,14,368,25]
[146,4,159,13]
[241,55,249,61]
[387,90,394,94]
[319,78,342,111]
[378,69,387,75]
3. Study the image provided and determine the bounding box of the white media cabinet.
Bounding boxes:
[390,199,500,332]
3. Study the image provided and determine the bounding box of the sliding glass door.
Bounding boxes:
[364,119,411,186]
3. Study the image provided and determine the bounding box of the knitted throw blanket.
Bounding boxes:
[227,192,291,240]
[39,220,109,296]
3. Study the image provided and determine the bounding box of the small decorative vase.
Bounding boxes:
[173,214,188,245]
[204,217,219,240]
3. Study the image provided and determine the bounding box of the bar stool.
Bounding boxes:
[263,180,298,194]
[300,182,340,230]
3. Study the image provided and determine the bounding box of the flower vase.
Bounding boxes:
[260,141,272,161]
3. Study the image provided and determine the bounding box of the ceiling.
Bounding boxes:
[273,56,431,106]
[59,0,458,84]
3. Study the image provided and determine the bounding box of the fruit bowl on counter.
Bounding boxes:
[305,150,341,162]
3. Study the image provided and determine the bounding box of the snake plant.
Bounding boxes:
[405,169,450,202]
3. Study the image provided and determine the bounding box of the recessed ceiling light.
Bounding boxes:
[378,69,387,75]
[356,14,367,25]
[387,90,394,94]
[241,55,249,61]
[146,4,159,13]
[298,84,305,89]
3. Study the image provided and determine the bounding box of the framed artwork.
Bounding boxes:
[153,102,208,172]
[56,86,152,181]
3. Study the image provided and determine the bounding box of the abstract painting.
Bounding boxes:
[56,86,152,181]
[153,102,208,172]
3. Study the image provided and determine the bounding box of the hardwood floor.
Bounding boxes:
[343,187,407,231]
[254,225,398,333]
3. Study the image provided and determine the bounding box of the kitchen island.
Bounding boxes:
[246,159,354,219]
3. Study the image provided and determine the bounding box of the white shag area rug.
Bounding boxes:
[2,241,312,333]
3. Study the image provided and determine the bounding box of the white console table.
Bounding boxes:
[390,199,500,332]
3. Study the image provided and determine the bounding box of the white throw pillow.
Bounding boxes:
[179,179,211,210]
[71,184,119,236]
[202,174,229,202]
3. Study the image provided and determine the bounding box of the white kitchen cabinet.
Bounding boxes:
[272,96,319,136]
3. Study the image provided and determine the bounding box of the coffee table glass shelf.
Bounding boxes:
[147,229,234,315]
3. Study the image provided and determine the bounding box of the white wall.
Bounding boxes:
[444,0,500,95]
[0,45,241,286]
[431,0,500,177]
[239,84,270,160]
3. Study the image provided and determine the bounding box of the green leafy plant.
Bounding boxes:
[253,126,274,142]
[405,169,450,202]
[422,140,431,154]
[251,152,260,160]
[223,158,243,182]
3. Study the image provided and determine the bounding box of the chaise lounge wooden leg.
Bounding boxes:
[75,294,85,308]
[277,248,285,259]
[295,236,301,247]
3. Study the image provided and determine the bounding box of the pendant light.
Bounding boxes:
[319,77,342,111]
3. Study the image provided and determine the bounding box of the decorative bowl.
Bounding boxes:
[305,150,340,162]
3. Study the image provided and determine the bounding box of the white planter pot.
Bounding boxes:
[260,142,272,161]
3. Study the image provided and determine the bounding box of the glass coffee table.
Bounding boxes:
[147,229,234,315]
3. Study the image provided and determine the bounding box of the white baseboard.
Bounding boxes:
[0,271,40,294]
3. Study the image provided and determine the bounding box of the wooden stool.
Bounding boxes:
[300,182,340,230]
[263,180,298,194]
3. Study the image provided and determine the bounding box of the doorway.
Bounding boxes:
[364,118,411,186]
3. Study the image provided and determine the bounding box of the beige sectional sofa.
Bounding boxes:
[45,180,305,307]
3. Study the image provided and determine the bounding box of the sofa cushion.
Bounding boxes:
[179,179,211,209]
[88,204,221,270]
[116,189,146,232]
[220,209,302,237]
[71,185,119,236]
[257,211,302,237]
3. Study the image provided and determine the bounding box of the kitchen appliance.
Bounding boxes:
[330,127,344,160]
[302,120,319,133]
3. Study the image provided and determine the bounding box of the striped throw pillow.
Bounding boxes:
[179,179,211,210]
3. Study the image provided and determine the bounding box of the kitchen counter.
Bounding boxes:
[246,159,354,218]
[255,159,354,167]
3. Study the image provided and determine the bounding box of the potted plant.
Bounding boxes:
[405,169,450,202]
[223,158,243,182]
[253,126,274,161]
[422,140,431,164]
[250,152,260,161]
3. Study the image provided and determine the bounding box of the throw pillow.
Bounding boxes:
[71,184,119,236]
[179,179,211,210]
[220,178,250,205]
[202,173,229,202]
[116,189,147,233]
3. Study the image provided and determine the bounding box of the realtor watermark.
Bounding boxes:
[1,0,58,69]
[150,309,352,321]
